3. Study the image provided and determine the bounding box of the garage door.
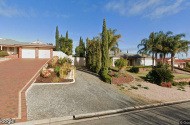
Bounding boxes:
[39,49,50,58]
[22,48,35,58]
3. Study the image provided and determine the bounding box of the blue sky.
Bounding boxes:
[0,0,190,58]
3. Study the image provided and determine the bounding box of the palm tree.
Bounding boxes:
[168,34,190,71]
[100,28,122,55]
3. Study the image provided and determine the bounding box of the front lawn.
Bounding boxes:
[126,70,190,80]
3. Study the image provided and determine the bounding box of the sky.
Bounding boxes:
[0,0,190,58]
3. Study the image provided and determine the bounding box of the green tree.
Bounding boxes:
[59,31,73,55]
[168,34,190,71]
[96,38,101,73]
[101,18,109,75]
[75,37,86,57]
[55,26,59,51]
[66,30,68,40]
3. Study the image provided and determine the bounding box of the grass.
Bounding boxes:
[126,70,190,81]
[172,73,190,80]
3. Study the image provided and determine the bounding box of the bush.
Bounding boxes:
[172,81,188,86]
[59,58,67,65]
[102,74,112,83]
[114,59,128,70]
[59,62,72,79]
[114,73,119,78]
[0,51,8,57]
[131,86,138,89]
[54,66,60,76]
[129,67,139,73]
[145,68,174,85]
[52,77,60,82]
[48,56,59,68]
[41,70,51,78]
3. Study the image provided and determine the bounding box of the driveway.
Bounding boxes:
[0,59,48,120]
[26,68,136,121]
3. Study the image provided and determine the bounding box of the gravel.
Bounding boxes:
[26,69,135,121]
[128,81,190,102]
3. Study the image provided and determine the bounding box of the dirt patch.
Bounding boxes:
[35,72,73,83]
[108,71,134,84]
[125,81,190,102]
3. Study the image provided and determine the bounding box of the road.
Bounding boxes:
[68,102,190,125]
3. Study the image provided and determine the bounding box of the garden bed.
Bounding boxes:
[35,72,73,83]
[108,71,134,84]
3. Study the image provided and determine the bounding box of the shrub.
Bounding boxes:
[114,59,128,70]
[59,58,67,65]
[59,62,72,79]
[137,84,142,87]
[102,74,112,83]
[54,66,60,76]
[172,81,188,86]
[52,77,60,82]
[0,51,9,57]
[129,67,139,73]
[48,56,59,68]
[146,68,174,85]
[144,87,149,90]
[41,70,51,78]
[131,86,138,89]
[114,73,119,78]
[108,70,112,73]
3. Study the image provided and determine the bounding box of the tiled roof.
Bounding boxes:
[109,51,151,58]
[0,38,54,47]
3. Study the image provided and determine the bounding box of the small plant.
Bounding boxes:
[144,87,149,90]
[54,66,60,76]
[129,67,139,73]
[124,74,128,77]
[114,73,119,78]
[40,69,43,77]
[108,70,112,73]
[131,86,138,90]
[41,70,51,78]
[114,59,128,71]
[137,84,142,87]
[117,84,123,86]
[179,86,185,89]
[0,51,8,57]
[52,77,60,83]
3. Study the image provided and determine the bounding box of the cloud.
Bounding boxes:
[0,0,27,17]
[105,0,190,19]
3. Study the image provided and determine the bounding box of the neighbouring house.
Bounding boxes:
[157,57,186,68]
[110,52,156,67]
[0,38,55,59]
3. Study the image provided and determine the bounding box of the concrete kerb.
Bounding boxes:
[73,99,190,120]
[14,99,190,124]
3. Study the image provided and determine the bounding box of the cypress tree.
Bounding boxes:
[96,39,101,73]
[66,31,68,40]
[55,26,59,51]
[101,18,109,75]
[86,37,90,67]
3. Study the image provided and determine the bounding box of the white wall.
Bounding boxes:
[144,58,156,66]
[53,51,86,66]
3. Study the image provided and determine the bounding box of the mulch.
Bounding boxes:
[35,71,73,83]
[108,71,134,85]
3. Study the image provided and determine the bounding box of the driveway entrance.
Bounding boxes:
[0,59,48,120]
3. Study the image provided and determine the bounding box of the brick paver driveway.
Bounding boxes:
[0,59,48,121]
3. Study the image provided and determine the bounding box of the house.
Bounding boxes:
[0,38,55,59]
[110,52,156,67]
[157,57,186,68]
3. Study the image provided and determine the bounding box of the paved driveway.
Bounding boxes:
[0,59,48,119]
[26,68,136,121]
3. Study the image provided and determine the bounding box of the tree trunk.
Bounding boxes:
[163,53,166,69]
[152,52,155,68]
[155,51,157,66]
[171,53,175,71]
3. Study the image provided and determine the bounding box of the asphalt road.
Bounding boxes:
[68,102,190,125]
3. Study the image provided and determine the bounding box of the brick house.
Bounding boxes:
[0,38,55,59]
